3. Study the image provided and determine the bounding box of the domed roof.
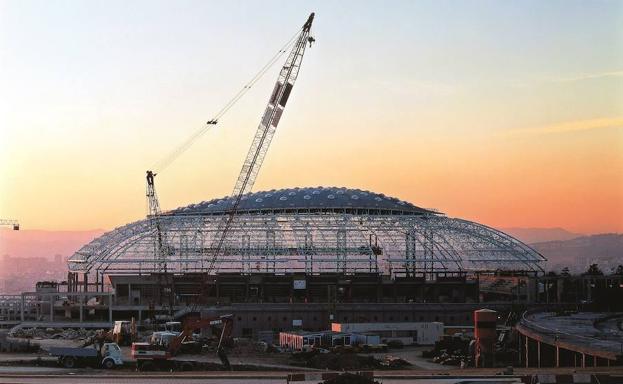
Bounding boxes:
[167,186,436,216]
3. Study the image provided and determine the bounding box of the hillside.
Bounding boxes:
[530,233,623,274]
[0,229,104,259]
[500,227,583,244]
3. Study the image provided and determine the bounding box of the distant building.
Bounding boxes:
[331,321,444,345]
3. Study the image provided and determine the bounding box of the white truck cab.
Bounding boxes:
[101,342,124,369]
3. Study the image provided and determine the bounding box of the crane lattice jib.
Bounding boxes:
[146,170,170,277]
[208,13,315,273]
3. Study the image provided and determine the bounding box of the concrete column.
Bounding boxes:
[525,335,529,368]
[582,353,586,368]
[545,279,549,304]
[518,334,523,367]
[537,340,541,368]
[556,346,560,368]
[108,295,113,323]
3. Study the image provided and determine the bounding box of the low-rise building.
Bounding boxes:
[331,321,444,345]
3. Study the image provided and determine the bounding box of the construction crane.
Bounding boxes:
[144,13,313,267]
[205,13,315,276]
[0,219,19,231]
[146,170,176,315]
[145,13,315,316]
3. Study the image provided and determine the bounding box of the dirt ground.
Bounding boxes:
[0,337,451,372]
[364,346,453,370]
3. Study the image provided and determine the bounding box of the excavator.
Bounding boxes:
[131,314,233,371]
[82,319,137,348]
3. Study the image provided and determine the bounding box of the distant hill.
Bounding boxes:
[0,229,105,260]
[530,233,623,274]
[500,227,583,244]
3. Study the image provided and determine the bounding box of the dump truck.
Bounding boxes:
[49,342,124,369]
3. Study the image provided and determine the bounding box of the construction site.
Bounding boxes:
[1,10,623,384]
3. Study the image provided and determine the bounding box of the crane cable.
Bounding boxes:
[151,29,302,174]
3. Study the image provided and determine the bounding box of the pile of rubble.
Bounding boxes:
[10,327,98,340]
[228,338,281,355]
[379,355,411,369]
[422,334,472,366]
[0,331,39,353]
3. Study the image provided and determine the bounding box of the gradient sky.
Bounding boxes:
[1,0,622,234]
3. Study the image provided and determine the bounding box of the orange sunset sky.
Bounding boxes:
[1,1,622,234]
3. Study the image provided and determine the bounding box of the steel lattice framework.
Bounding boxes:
[68,187,545,277]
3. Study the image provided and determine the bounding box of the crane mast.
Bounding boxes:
[207,13,315,274]
[146,170,167,272]
[146,171,176,314]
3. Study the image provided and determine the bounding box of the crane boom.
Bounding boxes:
[207,13,315,274]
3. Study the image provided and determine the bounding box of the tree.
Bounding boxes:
[613,265,623,276]
[561,267,571,277]
[584,264,603,276]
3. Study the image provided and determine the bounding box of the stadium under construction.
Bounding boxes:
[1,12,552,336]
[43,186,544,334]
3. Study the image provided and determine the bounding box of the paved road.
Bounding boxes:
[0,376,523,384]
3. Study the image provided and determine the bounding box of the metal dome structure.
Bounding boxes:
[68,187,545,277]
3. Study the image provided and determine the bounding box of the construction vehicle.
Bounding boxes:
[131,314,233,371]
[80,319,137,349]
[112,319,137,346]
[49,342,123,369]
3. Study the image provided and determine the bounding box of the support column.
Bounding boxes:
[525,335,529,368]
[79,298,83,323]
[537,340,541,368]
[556,346,560,368]
[518,334,523,367]
[108,295,113,323]
[582,353,586,368]
[545,279,549,304]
